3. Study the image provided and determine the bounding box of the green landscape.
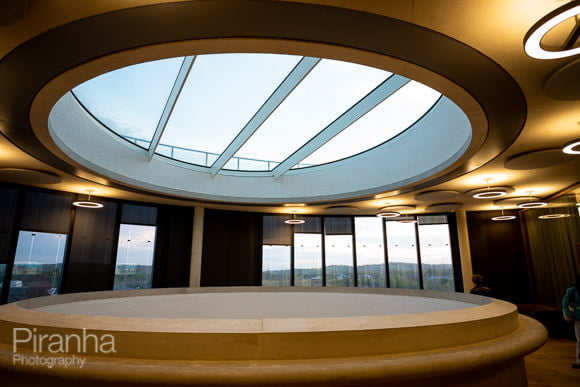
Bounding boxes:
[263,262,454,291]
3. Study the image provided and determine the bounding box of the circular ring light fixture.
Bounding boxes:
[376,209,401,218]
[473,190,508,199]
[517,201,547,209]
[517,191,547,208]
[491,207,516,221]
[524,2,580,59]
[72,189,103,209]
[538,213,571,219]
[72,201,104,209]
[468,179,513,199]
[563,139,580,154]
[491,215,517,221]
[398,218,418,224]
[284,213,305,225]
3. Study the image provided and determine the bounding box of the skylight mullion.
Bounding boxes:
[271,74,410,178]
[147,55,196,160]
[208,56,321,176]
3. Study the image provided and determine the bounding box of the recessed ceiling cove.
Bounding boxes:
[0,0,525,204]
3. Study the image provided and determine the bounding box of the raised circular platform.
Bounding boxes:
[0,287,547,386]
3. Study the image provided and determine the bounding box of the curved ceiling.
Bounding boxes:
[0,0,578,213]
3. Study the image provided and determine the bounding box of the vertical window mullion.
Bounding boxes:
[382,218,390,288]
[321,217,326,287]
[414,220,424,290]
[351,216,358,287]
[290,223,295,286]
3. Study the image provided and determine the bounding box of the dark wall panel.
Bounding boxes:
[121,204,157,225]
[21,191,72,233]
[153,206,193,288]
[466,210,530,304]
[201,209,262,287]
[61,201,118,293]
[0,186,19,264]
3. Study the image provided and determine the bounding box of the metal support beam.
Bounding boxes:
[147,55,195,160]
[271,74,410,178]
[208,56,320,176]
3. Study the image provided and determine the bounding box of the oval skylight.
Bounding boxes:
[72,53,441,175]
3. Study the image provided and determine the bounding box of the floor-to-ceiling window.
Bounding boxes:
[355,217,386,288]
[262,215,292,286]
[0,265,5,291]
[7,231,67,303]
[386,221,420,289]
[262,245,291,286]
[294,233,323,287]
[261,214,457,291]
[418,217,455,292]
[325,217,354,287]
[113,224,156,290]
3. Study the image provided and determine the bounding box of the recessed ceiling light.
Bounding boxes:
[562,139,580,154]
[524,3,580,59]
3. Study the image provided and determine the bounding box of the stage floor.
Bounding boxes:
[0,287,547,387]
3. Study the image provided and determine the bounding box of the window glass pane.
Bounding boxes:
[113,224,156,290]
[262,245,291,286]
[7,231,67,303]
[0,264,6,291]
[325,234,354,287]
[233,59,391,170]
[386,221,419,289]
[294,233,322,287]
[73,57,184,144]
[301,81,440,166]
[355,217,386,288]
[159,53,301,166]
[419,224,455,292]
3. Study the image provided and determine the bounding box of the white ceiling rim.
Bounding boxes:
[46,91,473,203]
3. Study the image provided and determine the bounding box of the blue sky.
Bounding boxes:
[73,53,440,170]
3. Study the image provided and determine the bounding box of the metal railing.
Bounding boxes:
[123,135,313,171]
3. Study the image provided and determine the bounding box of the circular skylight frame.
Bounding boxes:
[71,53,443,175]
[8,0,524,205]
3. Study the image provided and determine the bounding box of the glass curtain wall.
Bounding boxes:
[262,215,292,286]
[325,217,354,286]
[113,224,156,290]
[261,215,456,291]
[7,231,67,303]
[0,265,5,290]
[262,245,291,286]
[386,221,420,289]
[294,233,323,286]
[355,217,386,287]
[418,223,455,291]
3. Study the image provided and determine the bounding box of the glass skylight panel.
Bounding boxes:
[230,59,391,170]
[157,53,301,166]
[73,57,184,146]
[298,81,441,167]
